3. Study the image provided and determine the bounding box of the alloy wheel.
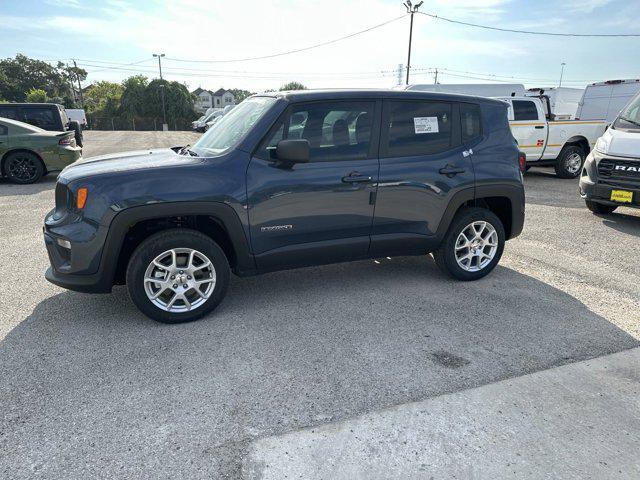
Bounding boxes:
[143,248,216,312]
[565,152,583,175]
[454,221,499,272]
[7,155,38,182]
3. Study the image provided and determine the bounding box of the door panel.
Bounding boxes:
[508,99,547,161]
[371,100,474,255]
[247,100,380,270]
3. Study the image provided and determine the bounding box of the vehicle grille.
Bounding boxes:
[598,158,640,180]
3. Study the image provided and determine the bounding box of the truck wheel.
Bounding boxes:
[585,200,617,215]
[433,207,505,281]
[126,229,230,324]
[555,145,584,179]
[4,151,44,184]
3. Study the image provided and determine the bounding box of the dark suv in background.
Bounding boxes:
[0,103,83,147]
[44,90,525,323]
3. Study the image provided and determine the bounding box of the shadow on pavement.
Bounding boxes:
[0,175,56,196]
[1,257,638,478]
[601,211,640,236]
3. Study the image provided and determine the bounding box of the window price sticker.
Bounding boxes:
[414,117,439,134]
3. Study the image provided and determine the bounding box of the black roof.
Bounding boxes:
[258,88,506,106]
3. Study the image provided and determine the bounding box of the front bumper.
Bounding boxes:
[579,152,640,208]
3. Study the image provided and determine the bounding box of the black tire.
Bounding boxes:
[585,200,617,215]
[3,151,44,184]
[68,120,83,147]
[126,229,230,324]
[554,145,585,179]
[433,207,506,281]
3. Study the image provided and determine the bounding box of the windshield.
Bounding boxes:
[192,97,276,156]
[613,93,640,131]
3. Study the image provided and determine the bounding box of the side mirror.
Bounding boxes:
[275,139,309,163]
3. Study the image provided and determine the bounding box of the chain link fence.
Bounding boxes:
[86,116,195,131]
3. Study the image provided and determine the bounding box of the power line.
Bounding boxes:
[417,11,640,37]
[164,15,407,63]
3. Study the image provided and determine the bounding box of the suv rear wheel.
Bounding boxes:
[585,200,617,215]
[126,229,230,323]
[433,207,505,281]
[555,145,585,179]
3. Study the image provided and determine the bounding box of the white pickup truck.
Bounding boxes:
[497,96,607,178]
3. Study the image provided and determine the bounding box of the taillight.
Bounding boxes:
[518,152,526,172]
[59,135,74,146]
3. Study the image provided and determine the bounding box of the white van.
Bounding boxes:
[575,79,640,123]
[65,108,87,128]
[579,91,640,214]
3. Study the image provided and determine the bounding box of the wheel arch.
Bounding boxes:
[101,202,256,287]
[564,136,590,155]
[437,185,525,241]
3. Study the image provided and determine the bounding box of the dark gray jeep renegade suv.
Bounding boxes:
[44,90,525,323]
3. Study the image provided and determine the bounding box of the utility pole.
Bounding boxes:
[559,62,566,88]
[404,0,423,85]
[434,68,438,84]
[153,53,168,131]
[72,59,84,108]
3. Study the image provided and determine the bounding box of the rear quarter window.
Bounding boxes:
[460,103,482,143]
[0,124,7,135]
[384,100,456,157]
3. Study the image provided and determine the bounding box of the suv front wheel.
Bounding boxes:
[126,229,230,323]
[433,207,506,281]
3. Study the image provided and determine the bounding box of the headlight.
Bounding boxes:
[594,136,609,155]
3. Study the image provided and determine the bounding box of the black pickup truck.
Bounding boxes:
[44,89,525,323]
[0,103,83,147]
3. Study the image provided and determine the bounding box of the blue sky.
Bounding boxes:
[1,0,638,92]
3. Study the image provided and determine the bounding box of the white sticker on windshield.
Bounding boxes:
[414,117,439,134]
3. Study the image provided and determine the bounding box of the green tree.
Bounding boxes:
[119,75,149,118]
[0,54,86,105]
[279,81,307,91]
[145,79,196,122]
[84,81,124,116]
[25,88,47,103]
[227,88,255,103]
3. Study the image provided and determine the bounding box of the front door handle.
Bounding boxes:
[439,165,466,177]
[342,172,372,183]
[535,125,545,129]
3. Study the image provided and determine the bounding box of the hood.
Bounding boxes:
[59,148,204,182]
[600,127,640,158]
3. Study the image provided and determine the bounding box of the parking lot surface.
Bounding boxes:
[1,131,639,478]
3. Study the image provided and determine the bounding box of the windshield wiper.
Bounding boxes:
[619,116,640,128]
[179,145,199,156]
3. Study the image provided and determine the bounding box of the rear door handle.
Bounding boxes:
[439,165,466,176]
[342,172,372,183]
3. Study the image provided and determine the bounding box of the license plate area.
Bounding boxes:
[610,190,633,203]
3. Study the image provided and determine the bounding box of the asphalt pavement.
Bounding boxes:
[1,131,639,479]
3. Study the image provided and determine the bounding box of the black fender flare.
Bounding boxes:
[98,201,256,287]
[435,183,525,240]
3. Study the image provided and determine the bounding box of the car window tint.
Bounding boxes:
[385,101,453,156]
[23,108,57,130]
[512,101,538,121]
[460,103,481,143]
[259,101,374,162]
[0,107,19,120]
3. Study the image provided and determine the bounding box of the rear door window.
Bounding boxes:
[23,108,58,130]
[512,100,539,121]
[383,100,456,157]
[460,103,482,143]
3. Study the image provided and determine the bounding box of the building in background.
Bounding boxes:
[192,87,235,113]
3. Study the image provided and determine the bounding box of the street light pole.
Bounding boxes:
[559,62,566,88]
[153,53,167,131]
[404,1,423,85]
